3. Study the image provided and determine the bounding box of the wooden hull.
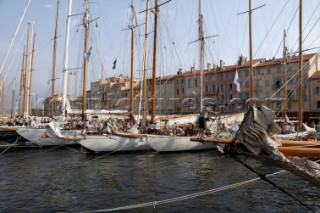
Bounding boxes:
[0,127,28,143]
[148,135,217,152]
[80,135,151,153]
[191,137,320,158]
[16,127,80,147]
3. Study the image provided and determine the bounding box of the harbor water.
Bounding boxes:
[0,146,319,212]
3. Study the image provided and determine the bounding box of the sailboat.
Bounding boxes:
[79,0,151,153]
[147,0,237,152]
[16,0,83,147]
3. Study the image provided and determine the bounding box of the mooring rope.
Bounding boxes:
[80,170,287,213]
[232,155,315,212]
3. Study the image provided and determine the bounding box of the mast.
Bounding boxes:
[298,0,303,130]
[11,78,16,119]
[51,0,60,117]
[0,76,4,117]
[129,0,135,117]
[23,21,31,119]
[99,65,104,110]
[151,0,158,123]
[249,0,254,106]
[28,33,36,116]
[61,0,72,119]
[18,46,26,117]
[82,0,90,123]
[198,0,204,113]
[283,30,287,123]
[142,0,150,121]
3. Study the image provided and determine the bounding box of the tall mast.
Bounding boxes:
[151,0,158,123]
[99,65,104,110]
[129,0,136,117]
[298,0,303,130]
[198,0,204,113]
[0,76,4,117]
[51,0,60,117]
[18,46,26,117]
[142,0,150,121]
[249,0,254,105]
[28,33,36,116]
[82,0,90,123]
[11,78,16,119]
[283,30,287,123]
[23,21,31,119]
[61,0,72,119]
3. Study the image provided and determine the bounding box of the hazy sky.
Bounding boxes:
[0,0,320,110]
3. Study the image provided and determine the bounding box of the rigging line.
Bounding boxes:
[80,169,287,213]
[253,0,289,58]
[267,49,320,101]
[0,25,28,89]
[290,1,320,53]
[216,0,236,60]
[232,155,315,212]
[303,16,320,46]
[269,5,299,59]
[0,0,31,76]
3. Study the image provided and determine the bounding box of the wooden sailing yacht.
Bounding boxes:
[79,0,151,152]
[147,0,231,152]
[16,0,83,147]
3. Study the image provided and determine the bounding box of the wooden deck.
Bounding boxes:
[191,137,320,158]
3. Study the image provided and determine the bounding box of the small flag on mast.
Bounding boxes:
[112,58,117,69]
[234,69,240,92]
[85,46,92,62]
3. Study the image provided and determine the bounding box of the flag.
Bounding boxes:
[112,58,117,69]
[135,90,141,98]
[85,46,92,62]
[234,69,240,92]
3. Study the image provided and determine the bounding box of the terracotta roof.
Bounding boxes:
[310,71,320,79]
[256,53,316,67]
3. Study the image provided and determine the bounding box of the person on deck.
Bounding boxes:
[316,122,320,141]
[197,111,208,139]
[217,117,222,130]
[230,121,239,138]
[147,122,156,134]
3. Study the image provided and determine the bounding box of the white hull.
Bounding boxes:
[147,135,217,152]
[16,127,80,147]
[79,135,151,152]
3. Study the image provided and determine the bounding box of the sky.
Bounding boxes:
[0,0,320,112]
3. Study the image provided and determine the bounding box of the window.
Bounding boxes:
[181,79,184,84]
[255,80,259,88]
[176,89,179,95]
[317,101,320,109]
[288,65,292,72]
[274,80,281,88]
[315,87,320,95]
[205,86,208,92]
[176,79,179,85]
[267,67,271,74]
[205,76,208,82]
[221,85,225,91]
[277,67,281,73]
[245,70,249,76]
[212,76,216,82]
[182,88,185,94]
[228,73,233,80]
[188,79,191,88]
[229,84,233,90]
[212,85,216,91]
[194,79,198,87]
